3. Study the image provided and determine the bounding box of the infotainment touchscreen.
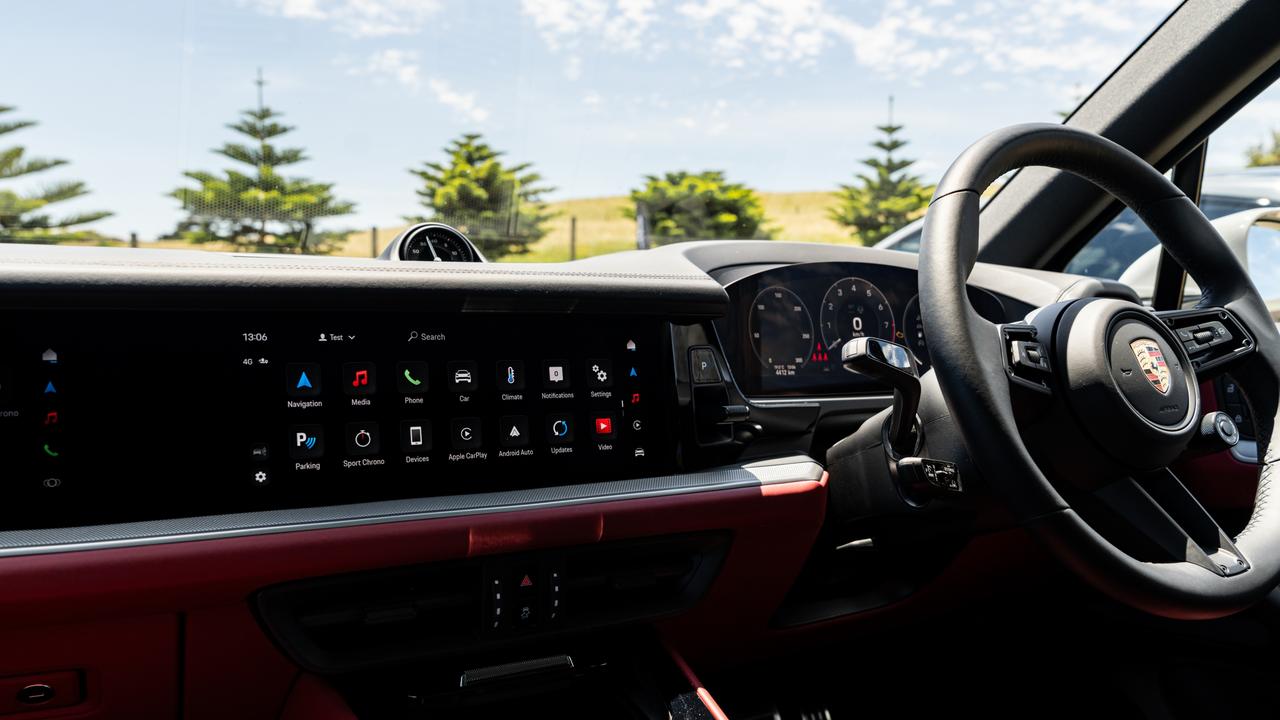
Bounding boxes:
[0,309,673,529]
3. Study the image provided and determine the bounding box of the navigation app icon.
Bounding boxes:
[286,363,322,397]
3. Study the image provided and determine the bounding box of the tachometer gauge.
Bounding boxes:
[902,290,1005,369]
[749,286,814,375]
[819,277,895,360]
[902,294,928,365]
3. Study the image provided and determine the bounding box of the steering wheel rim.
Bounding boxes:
[920,123,1280,618]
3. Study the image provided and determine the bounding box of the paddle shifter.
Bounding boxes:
[842,337,961,501]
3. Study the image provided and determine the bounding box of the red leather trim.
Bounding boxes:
[278,674,356,720]
[1177,380,1258,510]
[0,614,178,720]
[0,477,826,717]
[0,478,825,629]
[183,605,301,720]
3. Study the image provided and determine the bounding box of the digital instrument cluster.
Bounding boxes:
[718,262,1007,397]
[0,309,673,530]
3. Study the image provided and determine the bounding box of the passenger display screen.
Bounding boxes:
[0,310,673,530]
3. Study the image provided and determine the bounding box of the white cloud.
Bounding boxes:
[520,0,1174,81]
[344,50,488,123]
[347,48,422,89]
[249,0,442,38]
[520,0,659,76]
[427,78,490,123]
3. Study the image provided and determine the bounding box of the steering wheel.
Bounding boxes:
[920,123,1280,619]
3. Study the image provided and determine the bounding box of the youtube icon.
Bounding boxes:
[593,415,615,437]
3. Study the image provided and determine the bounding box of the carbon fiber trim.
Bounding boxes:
[0,457,822,557]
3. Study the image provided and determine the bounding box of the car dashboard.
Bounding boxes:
[0,239,1086,719]
[0,241,1061,539]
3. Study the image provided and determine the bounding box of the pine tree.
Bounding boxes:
[628,171,772,243]
[170,70,354,253]
[0,105,111,243]
[1247,131,1280,167]
[407,133,555,260]
[830,97,933,246]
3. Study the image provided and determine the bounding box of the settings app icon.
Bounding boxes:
[587,359,613,388]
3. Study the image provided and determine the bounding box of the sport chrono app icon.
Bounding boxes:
[345,422,380,455]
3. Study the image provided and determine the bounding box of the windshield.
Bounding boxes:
[3,1,1176,261]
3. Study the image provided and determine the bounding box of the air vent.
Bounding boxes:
[257,533,729,673]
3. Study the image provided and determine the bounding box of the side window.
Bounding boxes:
[1246,221,1280,314]
[1068,81,1280,299]
[1063,207,1155,280]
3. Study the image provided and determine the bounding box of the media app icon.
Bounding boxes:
[343,362,376,396]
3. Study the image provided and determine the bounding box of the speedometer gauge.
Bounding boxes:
[819,277,895,359]
[749,286,814,375]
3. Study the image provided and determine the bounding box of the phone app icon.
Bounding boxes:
[396,361,429,394]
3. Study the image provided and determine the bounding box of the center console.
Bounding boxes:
[0,309,676,530]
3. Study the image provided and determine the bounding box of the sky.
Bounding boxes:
[6,0,1269,241]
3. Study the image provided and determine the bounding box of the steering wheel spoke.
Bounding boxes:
[1156,307,1256,379]
[1092,468,1249,577]
[1000,322,1053,395]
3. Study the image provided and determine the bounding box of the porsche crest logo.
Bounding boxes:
[1129,339,1171,394]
